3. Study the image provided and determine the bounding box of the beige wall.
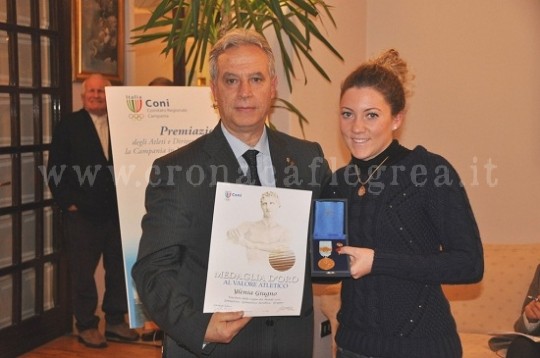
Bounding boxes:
[127,6,174,86]
[286,0,540,244]
[366,0,540,245]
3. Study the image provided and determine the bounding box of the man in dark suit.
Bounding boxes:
[506,264,540,358]
[47,74,139,348]
[132,29,331,357]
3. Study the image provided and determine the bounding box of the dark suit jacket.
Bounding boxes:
[47,108,117,218]
[132,123,331,357]
[514,264,540,335]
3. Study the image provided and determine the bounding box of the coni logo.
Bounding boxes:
[224,191,242,201]
[126,95,144,120]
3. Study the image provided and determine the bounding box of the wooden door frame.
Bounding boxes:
[0,0,73,356]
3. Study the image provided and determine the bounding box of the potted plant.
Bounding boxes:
[132,0,343,133]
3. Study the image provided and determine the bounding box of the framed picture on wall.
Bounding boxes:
[73,0,124,84]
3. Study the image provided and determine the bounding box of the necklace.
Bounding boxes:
[354,156,389,197]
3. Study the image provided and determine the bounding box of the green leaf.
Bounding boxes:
[131,0,343,137]
[272,97,309,138]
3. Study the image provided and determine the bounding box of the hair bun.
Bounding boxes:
[371,49,414,98]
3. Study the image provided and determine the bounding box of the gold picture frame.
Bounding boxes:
[73,0,124,84]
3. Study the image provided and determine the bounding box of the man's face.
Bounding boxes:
[81,75,108,116]
[261,195,280,218]
[211,44,277,145]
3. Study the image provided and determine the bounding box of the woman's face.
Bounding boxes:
[339,87,403,160]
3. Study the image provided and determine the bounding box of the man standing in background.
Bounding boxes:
[47,73,139,348]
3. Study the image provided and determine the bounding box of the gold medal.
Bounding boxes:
[318,241,335,270]
[318,257,335,271]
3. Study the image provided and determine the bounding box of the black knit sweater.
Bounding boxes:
[324,141,484,358]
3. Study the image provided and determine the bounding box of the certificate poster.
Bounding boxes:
[204,182,313,317]
[106,86,219,327]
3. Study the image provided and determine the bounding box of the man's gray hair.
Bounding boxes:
[209,28,276,82]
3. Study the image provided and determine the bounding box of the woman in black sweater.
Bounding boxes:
[326,49,484,358]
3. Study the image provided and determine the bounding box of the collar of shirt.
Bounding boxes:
[89,112,108,127]
[220,123,275,187]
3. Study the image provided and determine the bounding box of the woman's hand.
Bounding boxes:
[336,246,374,279]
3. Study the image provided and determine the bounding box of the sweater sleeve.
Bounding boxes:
[371,150,484,285]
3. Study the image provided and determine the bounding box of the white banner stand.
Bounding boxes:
[106,86,218,327]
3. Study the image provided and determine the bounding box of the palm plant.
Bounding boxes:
[131,0,343,134]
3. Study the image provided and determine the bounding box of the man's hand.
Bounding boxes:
[524,295,540,323]
[204,311,251,343]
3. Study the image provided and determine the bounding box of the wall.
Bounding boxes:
[287,0,540,245]
[126,4,174,86]
[363,0,540,244]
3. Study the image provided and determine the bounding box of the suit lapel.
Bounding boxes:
[267,129,293,189]
[203,123,243,183]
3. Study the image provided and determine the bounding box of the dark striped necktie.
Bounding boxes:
[242,149,262,186]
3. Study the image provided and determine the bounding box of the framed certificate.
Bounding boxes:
[310,199,350,277]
